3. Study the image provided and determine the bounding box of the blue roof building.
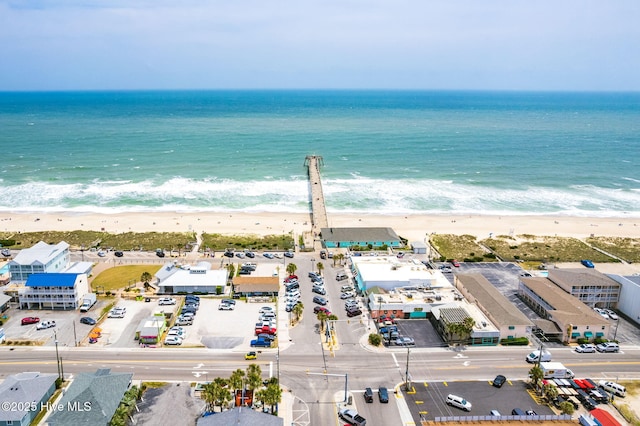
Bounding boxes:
[19,273,89,310]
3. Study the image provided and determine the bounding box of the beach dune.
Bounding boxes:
[2,212,639,243]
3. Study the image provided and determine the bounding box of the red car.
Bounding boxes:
[21,317,40,325]
[287,274,298,280]
[451,259,460,267]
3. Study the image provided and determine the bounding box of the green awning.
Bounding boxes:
[596,332,604,337]
[571,332,581,338]
[584,331,593,338]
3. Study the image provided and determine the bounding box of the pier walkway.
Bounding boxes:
[304,155,328,239]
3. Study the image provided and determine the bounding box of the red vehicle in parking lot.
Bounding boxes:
[21,317,40,325]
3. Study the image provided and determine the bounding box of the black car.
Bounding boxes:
[156,250,165,257]
[239,268,251,275]
[114,250,124,257]
[378,386,389,403]
[347,309,362,317]
[186,295,200,302]
[245,252,255,258]
[364,387,373,403]
[223,251,234,258]
[493,374,506,388]
[312,296,328,305]
[80,317,97,325]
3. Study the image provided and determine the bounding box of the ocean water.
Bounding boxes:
[0,90,639,217]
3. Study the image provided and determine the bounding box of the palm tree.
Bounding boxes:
[229,369,245,394]
[317,311,328,331]
[543,383,559,402]
[140,271,152,289]
[528,365,544,394]
[262,382,283,415]
[559,401,575,415]
[336,253,345,266]
[316,262,324,276]
[286,262,297,276]
[246,364,262,392]
[292,303,304,323]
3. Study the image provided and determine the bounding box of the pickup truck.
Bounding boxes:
[250,338,272,348]
[338,408,366,426]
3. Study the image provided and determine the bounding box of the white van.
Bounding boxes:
[599,380,626,397]
[446,394,472,411]
[526,350,551,363]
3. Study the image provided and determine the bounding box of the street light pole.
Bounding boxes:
[54,330,62,381]
[311,258,315,274]
[405,346,411,391]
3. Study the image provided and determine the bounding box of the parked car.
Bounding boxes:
[309,272,320,279]
[313,296,328,305]
[245,251,255,258]
[338,408,366,426]
[340,285,353,292]
[257,333,276,341]
[156,250,165,258]
[451,259,460,267]
[235,252,245,259]
[108,308,126,318]
[1,248,11,257]
[581,259,595,268]
[259,306,274,313]
[221,299,235,305]
[596,342,620,353]
[364,387,373,403]
[80,317,97,325]
[312,287,327,295]
[346,307,362,317]
[492,374,506,388]
[605,309,619,320]
[446,394,472,411]
[313,306,331,315]
[219,303,234,310]
[340,292,355,299]
[250,339,272,348]
[36,320,56,330]
[114,250,124,257]
[284,251,294,258]
[164,336,183,345]
[158,297,176,305]
[223,251,234,258]
[395,336,415,346]
[575,344,596,353]
[273,253,283,259]
[186,295,201,302]
[263,253,274,259]
[378,386,389,403]
[594,307,609,319]
[245,351,257,360]
[21,317,40,325]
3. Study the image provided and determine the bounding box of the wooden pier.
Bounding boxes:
[304,155,328,236]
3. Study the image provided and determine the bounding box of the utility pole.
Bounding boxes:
[54,330,62,381]
[405,346,411,391]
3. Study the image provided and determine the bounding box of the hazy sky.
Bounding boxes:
[1,0,639,91]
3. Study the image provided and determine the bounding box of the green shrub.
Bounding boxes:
[500,337,529,346]
[368,333,382,346]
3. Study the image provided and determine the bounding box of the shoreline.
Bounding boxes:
[1,211,640,243]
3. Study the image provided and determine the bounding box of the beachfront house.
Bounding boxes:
[155,262,226,294]
[0,372,57,426]
[519,277,610,343]
[455,273,534,340]
[18,273,89,310]
[8,241,71,283]
[320,227,402,249]
[47,368,133,426]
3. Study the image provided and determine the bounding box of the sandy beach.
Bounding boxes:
[1,211,640,243]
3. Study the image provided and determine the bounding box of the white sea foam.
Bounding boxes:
[0,177,638,217]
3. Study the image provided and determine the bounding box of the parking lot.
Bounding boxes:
[405,379,553,420]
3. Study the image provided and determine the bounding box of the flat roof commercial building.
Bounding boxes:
[519,277,610,343]
[320,227,402,249]
[351,256,446,293]
[156,262,227,294]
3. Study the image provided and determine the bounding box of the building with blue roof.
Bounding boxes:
[19,273,89,310]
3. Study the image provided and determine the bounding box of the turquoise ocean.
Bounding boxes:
[0,90,639,217]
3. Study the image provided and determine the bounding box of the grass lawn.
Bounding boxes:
[429,234,496,262]
[480,235,616,263]
[91,265,162,293]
